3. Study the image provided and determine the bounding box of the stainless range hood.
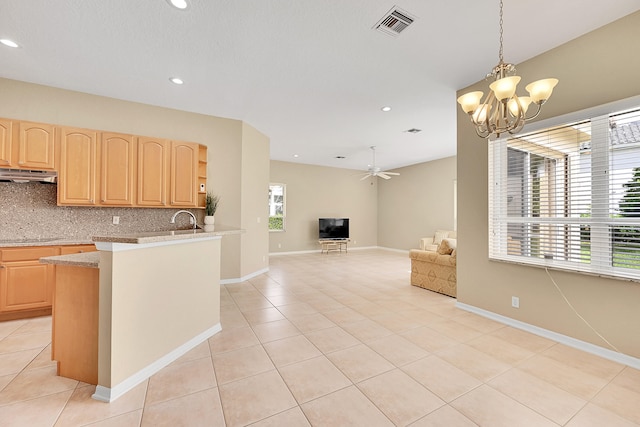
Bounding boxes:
[0,168,57,183]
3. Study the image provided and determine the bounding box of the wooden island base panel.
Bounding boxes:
[54,264,99,384]
[43,252,100,385]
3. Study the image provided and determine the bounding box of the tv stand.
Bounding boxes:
[319,239,349,254]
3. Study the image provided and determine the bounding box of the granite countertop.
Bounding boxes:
[0,238,93,248]
[1,226,243,248]
[92,225,244,244]
[40,251,100,268]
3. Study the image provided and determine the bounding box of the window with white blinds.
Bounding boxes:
[489,107,640,280]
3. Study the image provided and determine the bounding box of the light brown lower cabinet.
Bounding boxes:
[0,244,96,321]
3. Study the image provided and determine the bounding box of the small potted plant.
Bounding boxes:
[204,192,220,228]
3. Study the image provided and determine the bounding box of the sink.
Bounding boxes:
[174,225,203,231]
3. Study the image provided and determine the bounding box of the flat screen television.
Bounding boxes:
[319,218,349,240]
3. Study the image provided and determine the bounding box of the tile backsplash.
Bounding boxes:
[0,182,203,241]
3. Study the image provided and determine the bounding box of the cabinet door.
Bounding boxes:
[170,141,198,207]
[101,133,136,205]
[18,121,56,170]
[137,137,169,206]
[0,246,58,313]
[58,128,98,205]
[0,118,12,167]
[0,262,55,312]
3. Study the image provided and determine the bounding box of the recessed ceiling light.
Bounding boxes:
[381,106,392,112]
[0,39,19,48]
[293,154,299,158]
[167,0,189,10]
[169,77,184,85]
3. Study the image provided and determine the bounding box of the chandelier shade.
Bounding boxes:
[457,1,558,139]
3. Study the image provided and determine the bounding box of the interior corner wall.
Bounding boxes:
[0,77,252,281]
[377,156,457,250]
[240,122,270,277]
[457,11,640,358]
[269,160,378,253]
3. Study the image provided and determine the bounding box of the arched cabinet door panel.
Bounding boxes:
[58,127,97,205]
[101,133,136,205]
[18,121,56,170]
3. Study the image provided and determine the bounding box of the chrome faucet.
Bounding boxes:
[170,210,197,229]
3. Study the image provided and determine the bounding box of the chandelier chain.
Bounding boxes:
[498,0,504,63]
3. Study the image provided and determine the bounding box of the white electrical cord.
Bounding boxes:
[545,267,620,353]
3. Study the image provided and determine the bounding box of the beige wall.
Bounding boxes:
[98,238,220,388]
[0,77,269,280]
[377,156,456,250]
[457,12,640,357]
[240,122,270,276]
[269,160,378,253]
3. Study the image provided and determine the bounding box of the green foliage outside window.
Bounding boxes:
[269,215,284,231]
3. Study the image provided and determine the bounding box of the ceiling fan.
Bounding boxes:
[359,146,400,180]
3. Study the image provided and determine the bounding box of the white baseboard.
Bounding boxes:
[220,267,269,285]
[269,249,318,256]
[92,323,222,403]
[456,302,640,370]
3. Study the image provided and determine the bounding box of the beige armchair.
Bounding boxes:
[411,231,457,297]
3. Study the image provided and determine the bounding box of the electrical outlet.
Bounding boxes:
[511,296,520,308]
[257,217,261,223]
[112,216,120,225]
[278,243,281,248]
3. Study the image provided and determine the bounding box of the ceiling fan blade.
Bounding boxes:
[360,174,371,181]
[377,173,392,180]
[382,171,400,176]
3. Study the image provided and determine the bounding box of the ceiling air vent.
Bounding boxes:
[373,7,416,37]
[405,128,422,134]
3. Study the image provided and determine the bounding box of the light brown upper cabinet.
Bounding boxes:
[0,118,12,167]
[18,121,56,170]
[58,127,98,205]
[170,141,199,207]
[101,133,136,205]
[1,116,206,208]
[137,137,169,207]
[0,119,56,170]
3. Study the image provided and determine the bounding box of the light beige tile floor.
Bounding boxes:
[0,249,639,426]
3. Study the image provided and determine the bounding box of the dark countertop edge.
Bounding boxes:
[40,251,100,268]
[0,239,94,248]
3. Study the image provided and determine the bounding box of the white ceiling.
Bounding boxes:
[1,1,639,172]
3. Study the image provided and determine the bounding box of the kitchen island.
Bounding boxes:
[42,226,242,402]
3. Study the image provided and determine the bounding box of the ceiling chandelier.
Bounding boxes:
[457,0,558,139]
